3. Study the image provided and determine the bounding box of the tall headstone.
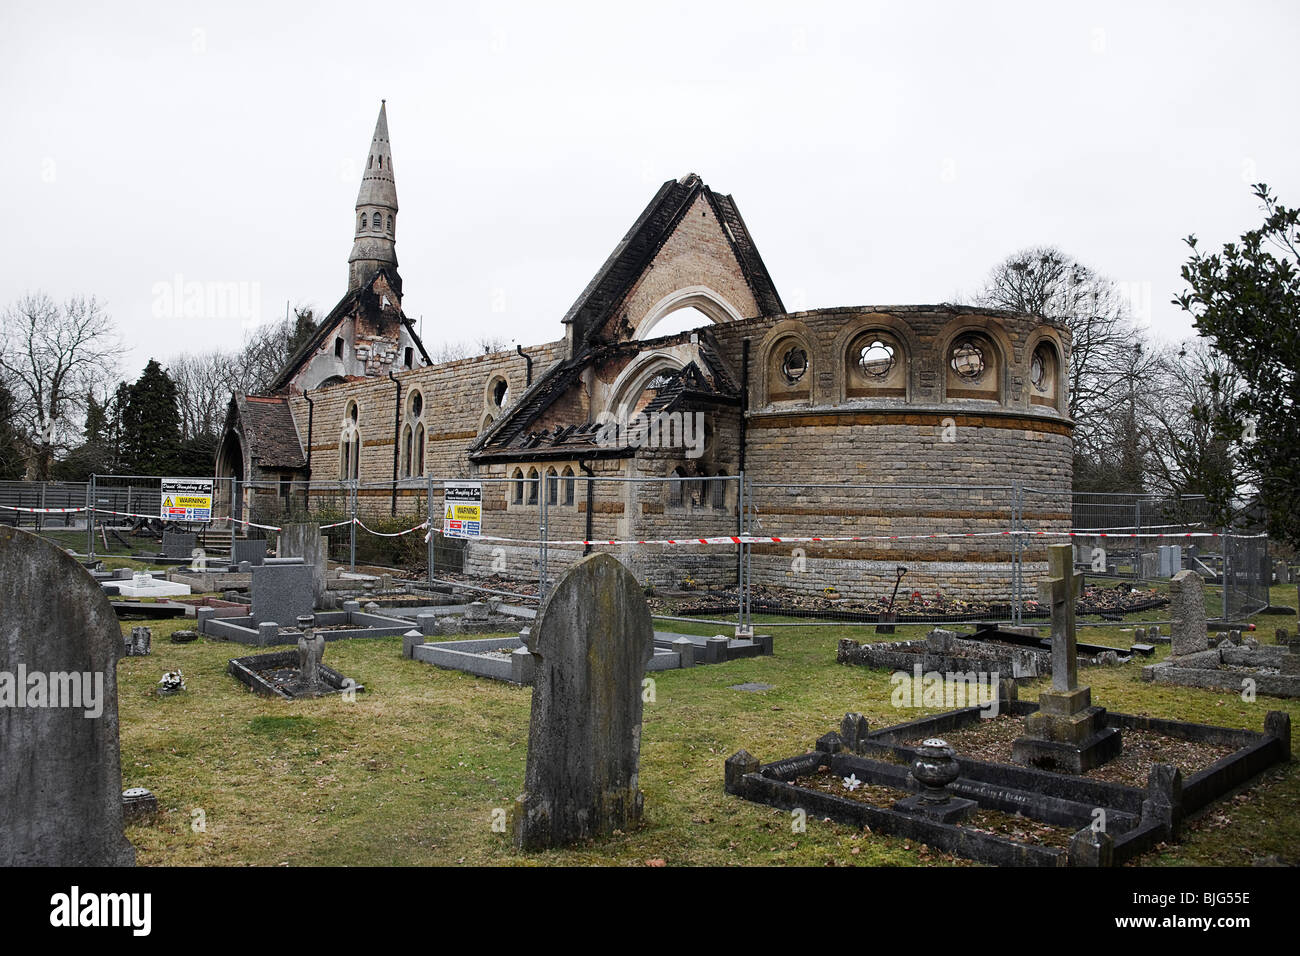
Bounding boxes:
[514,553,655,851]
[1169,570,1208,657]
[1012,543,1121,773]
[232,537,268,567]
[161,531,196,559]
[250,559,316,627]
[278,523,328,608]
[0,527,135,865]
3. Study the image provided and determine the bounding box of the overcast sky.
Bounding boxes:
[2,0,1297,381]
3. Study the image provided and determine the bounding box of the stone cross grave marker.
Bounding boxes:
[1013,542,1121,773]
[1040,542,1085,693]
[0,527,135,865]
[514,552,655,851]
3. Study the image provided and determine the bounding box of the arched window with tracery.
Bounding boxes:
[765,336,811,404]
[846,330,906,399]
[945,331,1001,402]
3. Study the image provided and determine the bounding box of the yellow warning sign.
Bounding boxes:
[443,481,482,538]
[160,478,214,523]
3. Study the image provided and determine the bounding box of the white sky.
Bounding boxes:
[2,0,1297,381]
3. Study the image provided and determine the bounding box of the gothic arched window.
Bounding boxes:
[372,211,382,230]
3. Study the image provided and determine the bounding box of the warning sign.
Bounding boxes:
[443,481,482,538]
[160,477,214,523]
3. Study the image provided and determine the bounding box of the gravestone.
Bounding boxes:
[514,553,655,851]
[1012,543,1121,773]
[1139,552,1160,579]
[1275,561,1291,586]
[232,537,267,567]
[278,523,328,608]
[250,559,315,627]
[161,531,196,559]
[125,626,151,657]
[0,527,135,865]
[1169,570,1208,657]
[1158,545,1182,578]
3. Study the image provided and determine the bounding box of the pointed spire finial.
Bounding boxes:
[348,101,400,291]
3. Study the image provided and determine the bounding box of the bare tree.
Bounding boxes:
[1139,339,1246,525]
[170,350,240,441]
[973,247,1158,487]
[424,335,513,365]
[0,293,123,479]
[235,304,317,393]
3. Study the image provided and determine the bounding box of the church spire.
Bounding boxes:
[348,100,400,291]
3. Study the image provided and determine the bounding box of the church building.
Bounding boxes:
[216,102,1075,598]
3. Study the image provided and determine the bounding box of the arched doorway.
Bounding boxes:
[214,430,245,524]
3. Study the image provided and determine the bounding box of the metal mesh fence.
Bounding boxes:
[744,482,1033,627]
[1028,489,1269,622]
[0,475,1273,625]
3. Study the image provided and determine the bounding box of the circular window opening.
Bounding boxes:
[492,379,509,408]
[950,338,986,381]
[1030,347,1050,391]
[859,340,896,378]
[780,346,808,385]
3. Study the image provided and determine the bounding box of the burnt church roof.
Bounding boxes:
[561,174,784,347]
[267,266,431,394]
[469,331,740,462]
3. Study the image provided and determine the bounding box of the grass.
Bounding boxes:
[114,582,1300,867]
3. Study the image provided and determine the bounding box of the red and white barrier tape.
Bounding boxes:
[354,517,429,538]
[0,504,287,535]
[0,504,88,514]
[3,501,1266,547]
[417,526,1266,547]
[313,517,430,537]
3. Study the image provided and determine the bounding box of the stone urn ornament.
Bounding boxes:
[911,738,961,805]
[893,736,977,822]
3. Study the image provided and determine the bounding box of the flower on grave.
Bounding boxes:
[842,773,862,791]
[158,670,186,692]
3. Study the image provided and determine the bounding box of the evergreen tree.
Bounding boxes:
[84,390,108,445]
[1177,183,1300,546]
[120,360,182,475]
[0,381,22,480]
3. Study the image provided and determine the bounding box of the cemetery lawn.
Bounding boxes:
[118,592,1300,867]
